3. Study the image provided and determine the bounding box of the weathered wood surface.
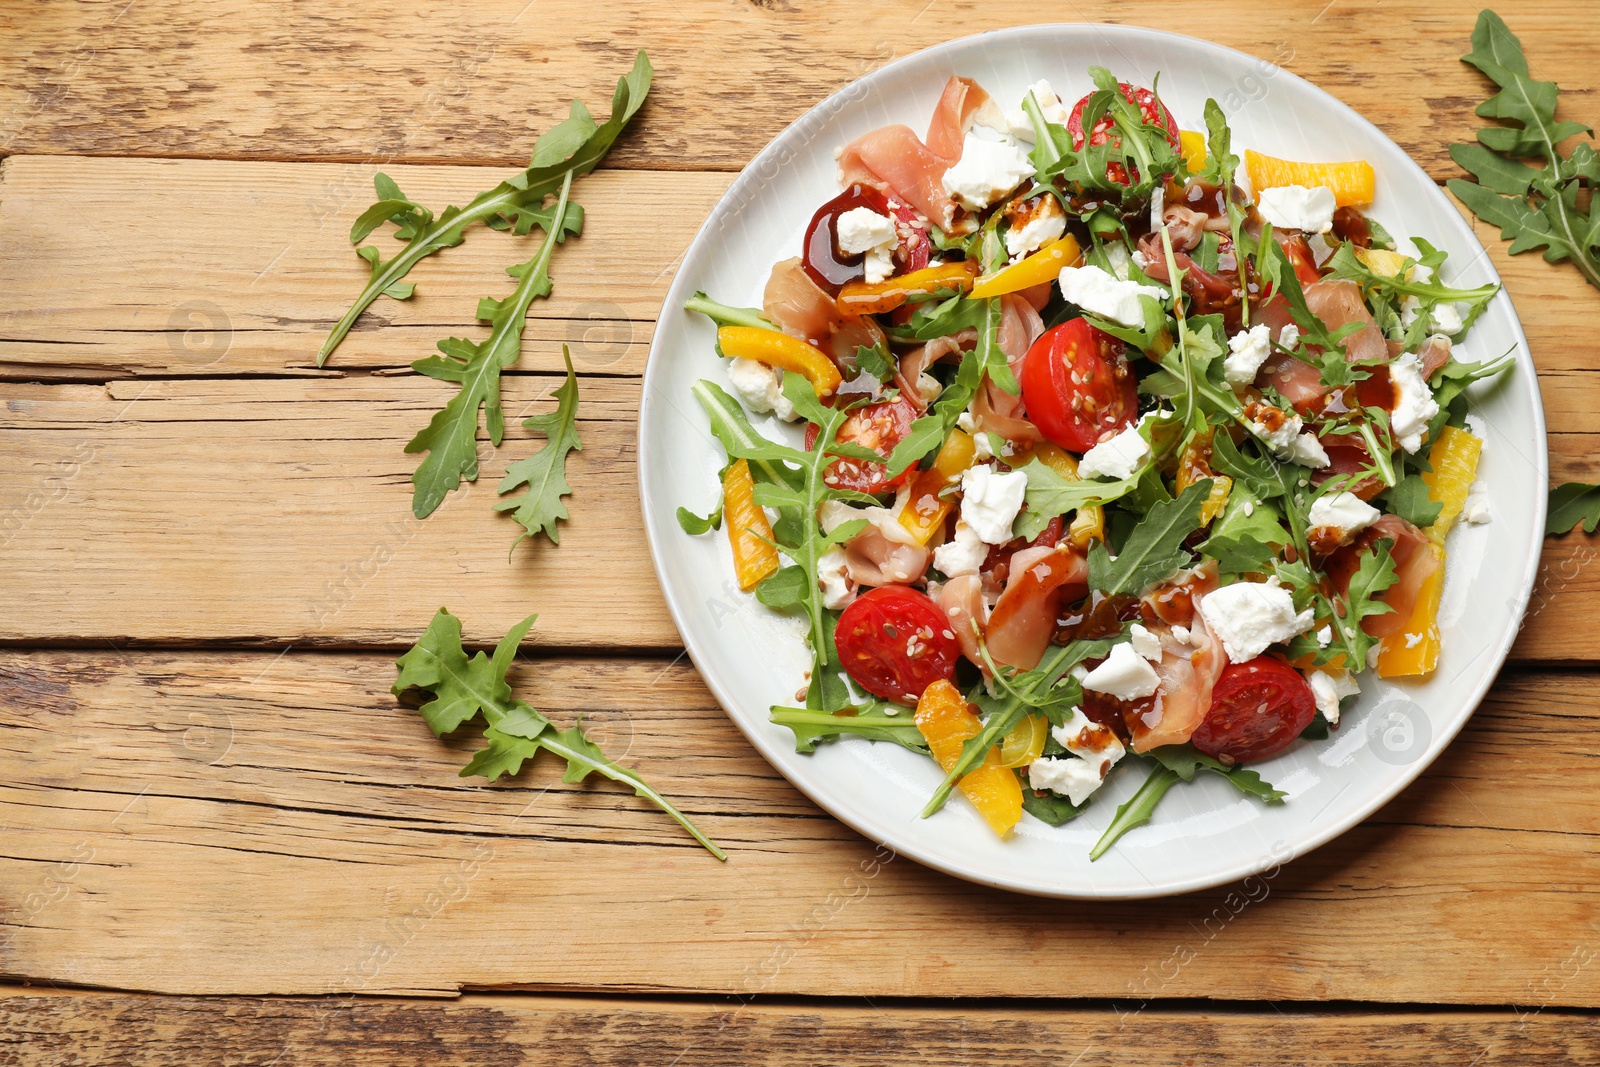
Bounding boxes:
[3,649,1598,1002]
[4,988,1600,1067]
[1,0,1594,182]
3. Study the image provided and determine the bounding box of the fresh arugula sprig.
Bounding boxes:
[405,171,578,519]
[683,291,776,331]
[1549,483,1600,534]
[1447,10,1600,291]
[495,346,583,549]
[1039,67,1184,206]
[318,52,653,365]
[769,703,929,753]
[1324,242,1499,342]
[394,608,725,860]
[1089,746,1287,860]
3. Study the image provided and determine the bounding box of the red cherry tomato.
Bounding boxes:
[1190,656,1317,763]
[801,184,927,292]
[834,586,960,704]
[1066,82,1180,185]
[1277,234,1323,287]
[1020,319,1139,453]
[804,395,917,495]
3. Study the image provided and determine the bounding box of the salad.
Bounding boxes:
[678,68,1511,858]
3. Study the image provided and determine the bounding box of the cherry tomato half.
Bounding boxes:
[834,585,960,704]
[1020,319,1139,453]
[1067,82,1180,185]
[805,394,917,495]
[1190,656,1317,763]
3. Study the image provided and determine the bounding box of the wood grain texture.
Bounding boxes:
[1,0,1595,179]
[0,376,683,649]
[3,649,1599,1002]
[3,988,1600,1067]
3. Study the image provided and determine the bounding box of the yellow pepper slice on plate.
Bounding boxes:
[915,680,1022,838]
[1245,148,1375,207]
[969,234,1083,300]
[722,458,779,592]
[836,261,977,316]
[717,325,842,397]
[1179,129,1207,173]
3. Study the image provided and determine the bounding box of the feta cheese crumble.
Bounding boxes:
[1027,755,1104,807]
[1128,623,1163,662]
[1224,323,1273,387]
[1082,642,1161,701]
[1077,423,1149,481]
[1057,264,1167,328]
[1197,579,1316,663]
[933,520,987,577]
[959,465,1028,544]
[835,206,898,285]
[941,134,1035,211]
[1388,350,1441,454]
[1463,489,1492,525]
[1278,323,1301,350]
[1255,184,1337,234]
[1027,705,1128,806]
[1308,668,1360,726]
[817,546,855,610]
[1004,197,1067,259]
[726,357,798,421]
[1308,491,1380,542]
[1430,301,1466,335]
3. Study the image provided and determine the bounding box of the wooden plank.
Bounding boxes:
[3,372,1597,656]
[4,988,1600,1067]
[1,0,1593,179]
[0,376,679,649]
[4,148,1600,382]
[3,649,1599,1002]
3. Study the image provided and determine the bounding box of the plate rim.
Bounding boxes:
[636,22,1548,899]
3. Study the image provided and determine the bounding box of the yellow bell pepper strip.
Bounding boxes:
[998,713,1048,769]
[836,260,978,317]
[969,234,1083,300]
[1245,149,1376,207]
[915,680,1023,837]
[1173,429,1233,526]
[1377,427,1484,677]
[897,429,976,544]
[722,458,779,592]
[1018,441,1105,549]
[1353,246,1411,279]
[1179,130,1206,173]
[717,326,842,398]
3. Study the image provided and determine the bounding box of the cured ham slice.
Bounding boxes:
[986,545,1089,671]
[837,76,989,230]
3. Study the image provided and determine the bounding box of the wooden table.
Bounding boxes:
[4,1,1600,1061]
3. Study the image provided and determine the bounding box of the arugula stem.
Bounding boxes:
[1356,420,1398,488]
[1090,762,1180,860]
[684,293,778,331]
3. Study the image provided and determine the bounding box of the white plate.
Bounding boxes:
[638,24,1546,898]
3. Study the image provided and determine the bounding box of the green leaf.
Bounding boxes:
[404,173,576,519]
[393,608,725,860]
[853,344,894,383]
[1018,771,1086,827]
[1089,762,1180,861]
[884,346,984,477]
[676,503,722,535]
[1388,474,1445,527]
[1087,479,1210,596]
[495,346,583,549]
[768,706,929,754]
[755,565,809,609]
[684,291,777,331]
[1147,745,1288,804]
[318,52,653,365]
[1014,458,1142,540]
[1548,481,1600,534]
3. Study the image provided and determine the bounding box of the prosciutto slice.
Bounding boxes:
[1326,513,1440,638]
[985,545,1089,671]
[837,76,989,230]
[762,257,884,366]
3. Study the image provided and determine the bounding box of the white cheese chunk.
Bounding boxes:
[1308,668,1360,726]
[1224,323,1273,387]
[1082,642,1161,701]
[941,134,1035,211]
[959,465,1028,544]
[1028,755,1107,807]
[1128,623,1163,662]
[1058,264,1167,328]
[1077,423,1149,481]
[1278,324,1301,350]
[1197,579,1316,663]
[1025,706,1128,806]
[1308,491,1380,540]
[1005,203,1066,259]
[1248,405,1329,468]
[1430,301,1466,335]
[726,357,798,421]
[916,372,943,404]
[1255,184,1337,234]
[1463,489,1492,525]
[1388,350,1440,454]
[817,546,855,611]
[932,520,987,578]
[1316,625,1332,648]
[1288,432,1331,469]
[835,206,899,285]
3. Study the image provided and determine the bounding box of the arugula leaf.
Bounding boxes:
[676,503,722,535]
[1018,772,1085,826]
[1446,10,1600,290]
[1014,458,1141,540]
[1387,474,1445,527]
[319,52,653,364]
[404,174,577,519]
[1089,762,1180,861]
[768,705,930,754]
[1086,479,1211,596]
[1548,482,1600,534]
[884,346,984,477]
[393,608,725,860]
[684,291,776,331]
[1324,242,1499,339]
[1200,488,1290,576]
[853,344,895,383]
[1148,745,1288,804]
[495,346,583,548]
